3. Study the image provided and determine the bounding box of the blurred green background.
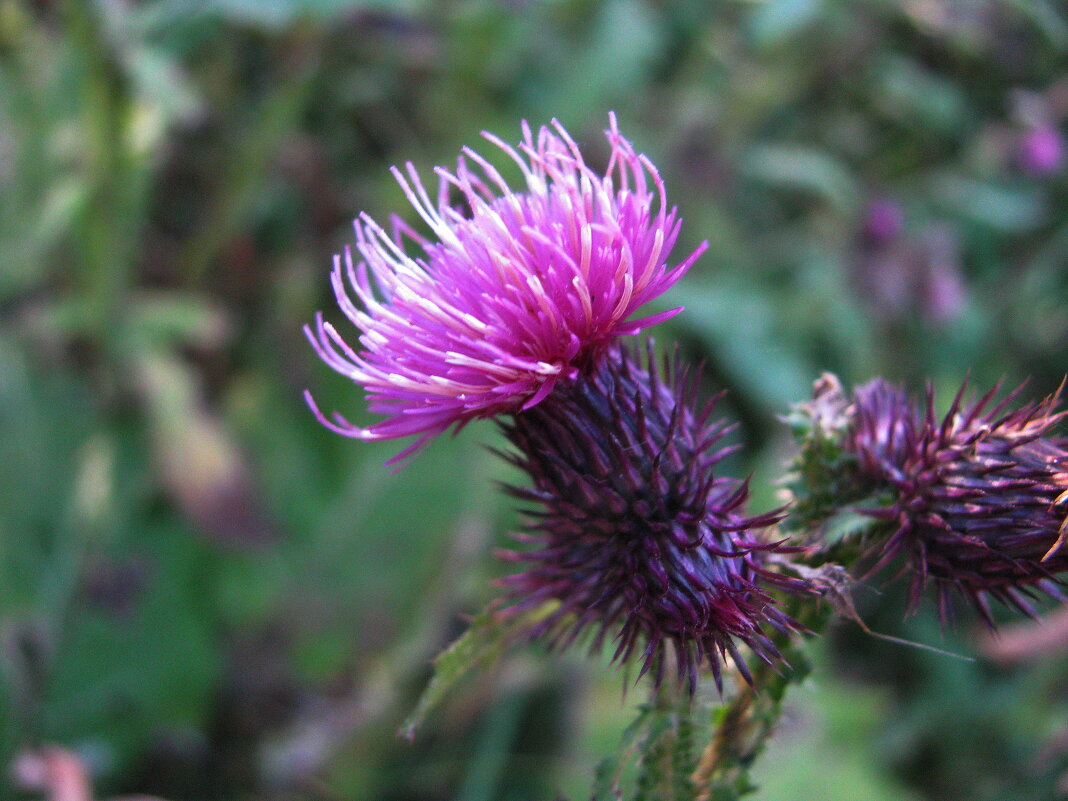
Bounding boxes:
[2,1,1068,799]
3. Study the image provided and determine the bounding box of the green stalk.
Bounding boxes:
[179,24,321,283]
[64,0,134,354]
[690,595,830,801]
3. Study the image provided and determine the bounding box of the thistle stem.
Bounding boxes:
[690,595,831,801]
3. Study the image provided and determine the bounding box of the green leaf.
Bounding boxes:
[746,0,823,48]
[822,507,882,546]
[871,54,967,133]
[676,281,813,417]
[1007,0,1068,47]
[198,0,426,29]
[592,704,658,801]
[399,601,557,740]
[929,173,1049,232]
[544,0,665,125]
[740,144,858,211]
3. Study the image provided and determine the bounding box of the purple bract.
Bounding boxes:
[848,378,1068,623]
[497,343,806,693]
[305,115,706,462]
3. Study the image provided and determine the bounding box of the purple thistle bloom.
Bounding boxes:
[847,378,1068,624]
[496,343,806,693]
[1018,124,1064,177]
[860,197,905,249]
[305,115,707,462]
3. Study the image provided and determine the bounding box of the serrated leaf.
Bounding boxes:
[399,601,557,740]
[822,507,881,546]
[591,702,661,800]
[635,702,695,801]
[591,757,624,801]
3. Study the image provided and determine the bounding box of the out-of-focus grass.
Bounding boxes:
[750,644,923,801]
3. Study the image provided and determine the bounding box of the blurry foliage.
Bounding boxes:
[1,0,1067,799]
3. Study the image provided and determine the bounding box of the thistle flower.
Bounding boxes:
[496,343,805,693]
[860,197,904,249]
[846,378,1068,623]
[1018,124,1064,176]
[305,115,706,462]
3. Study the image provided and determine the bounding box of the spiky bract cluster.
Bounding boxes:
[305,115,706,462]
[847,378,1068,623]
[497,344,804,693]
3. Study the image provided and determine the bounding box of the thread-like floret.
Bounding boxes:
[305,115,706,462]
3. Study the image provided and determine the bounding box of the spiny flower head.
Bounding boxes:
[497,343,806,693]
[846,378,1068,624]
[305,115,706,462]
